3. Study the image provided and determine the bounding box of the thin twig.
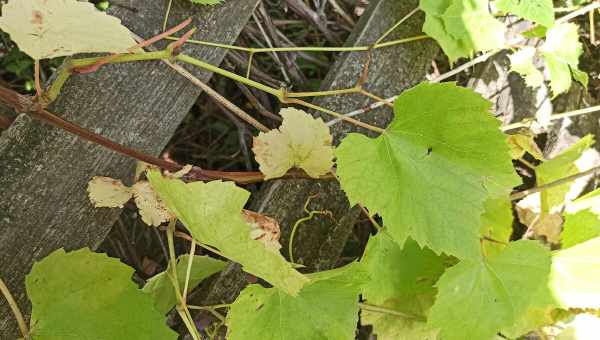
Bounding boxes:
[0,276,30,340]
[510,165,600,201]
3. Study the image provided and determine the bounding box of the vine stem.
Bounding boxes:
[182,240,196,302]
[166,219,201,340]
[510,165,600,201]
[502,104,600,131]
[165,35,429,54]
[375,7,420,45]
[0,276,30,340]
[358,302,425,321]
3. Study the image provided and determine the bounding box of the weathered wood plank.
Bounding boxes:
[0,1,259,336]
[193,0,439,315]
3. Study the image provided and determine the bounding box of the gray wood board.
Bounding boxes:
[0,0,259,336]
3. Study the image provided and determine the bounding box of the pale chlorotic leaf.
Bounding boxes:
[541,23,586,97]
[253,108,334,179]
[26,248,177,339]
[496,0,554,27]
[360,234,447,339]
[87,176,132,208]
[0,0,136,60]
[508,47,545,88]
[143,255,226,314]
[535,134,594,210]
[147,171,309,296]
[549,236,600,309]
[480,197,513,257]
[226,262,367,340]
[131,181,174,227]
[336,82,520,260]
[428,240,554,340]
[420,0,506,62]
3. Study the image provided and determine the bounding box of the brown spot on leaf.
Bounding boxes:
[31,10,43,25]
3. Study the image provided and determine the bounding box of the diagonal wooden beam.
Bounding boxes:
[0,0,259,336]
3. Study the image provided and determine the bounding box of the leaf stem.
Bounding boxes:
[375,7,420,45]
[0,276,30,340]
[358,302,425,321]
[183,240,196,302]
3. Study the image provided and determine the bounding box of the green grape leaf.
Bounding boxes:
[143,255,227,314]
[562,210,600,249]
[26,248,177,339]
[336,82,520,260]
[189,0,224,4]
[147,171,309,296]
[541,23,587,97]
[536,134,594,210]
[562,188,600,248]
[0,0,136,60]
[428,240,554,340]
[253,108,334,180]
[508,47,544,88]
[496,0,554,27]
[420,0,506,62]
[550,236,600,309]
[480,197,513,257]
[360,233,447,339]
[226,262,367,340]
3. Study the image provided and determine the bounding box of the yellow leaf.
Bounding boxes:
[0,0,136,60]
[87,176,132,208]
[131,181,173,227]
[253,108,334,179]
[507,134,545,161]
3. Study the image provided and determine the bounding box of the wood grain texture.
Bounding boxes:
[0,1,259,336]
[193,0,439,315]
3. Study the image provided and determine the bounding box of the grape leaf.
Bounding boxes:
[87,176,132,208]
[360,233,447,339]
[507,133,545,160]
[496,0,554,27]
[541,23,587,97]
[147,171,309,296]
[480,197,513,257]
[563,210,600,249]
[0,0,136,60]
[420,0,506,62]
[549,236,600,309]
[336,82,520,260]
[226,262,367,340]
[131,181,174,227]
[253,108,334,180]
[26,248,177,339]
[508,47,544,88]
[428,240,554,340]
[562,188,600,248]
[535,134,594,210]
[143,255,226,314]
